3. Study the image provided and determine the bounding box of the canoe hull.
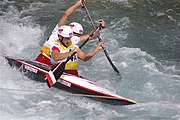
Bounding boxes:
[5,56,136,105]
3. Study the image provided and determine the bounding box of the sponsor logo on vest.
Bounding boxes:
[24,65,38,73]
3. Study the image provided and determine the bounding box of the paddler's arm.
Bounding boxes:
[79,29,98,43]
[51,50,74,62]
[58,0,85,26]
[79,20,105,43]
[78,42,105,61]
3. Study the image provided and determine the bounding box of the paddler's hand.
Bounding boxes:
[98,20,105,28]
[72,47,80,53]
[81,0,86,4]
[77,0,85,6]
[96,42,106,50]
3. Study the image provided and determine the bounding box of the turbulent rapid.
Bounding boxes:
[0,0,180,120]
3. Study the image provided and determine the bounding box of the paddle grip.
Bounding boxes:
[81,0,85,8]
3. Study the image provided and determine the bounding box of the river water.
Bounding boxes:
[0,0,180,120]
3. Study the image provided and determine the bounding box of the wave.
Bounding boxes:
[1,0,180,120]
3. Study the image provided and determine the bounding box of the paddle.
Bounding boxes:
[82,3,121,75]
[46,27,101,87]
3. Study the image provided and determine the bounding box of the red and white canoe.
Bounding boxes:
[5,56,136,105]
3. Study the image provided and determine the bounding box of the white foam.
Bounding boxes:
[0,2,45,58]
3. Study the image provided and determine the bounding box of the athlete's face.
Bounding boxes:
[62,37,71,46]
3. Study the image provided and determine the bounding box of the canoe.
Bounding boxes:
[5,56,136,105]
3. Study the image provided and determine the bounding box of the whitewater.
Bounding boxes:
[0,0,180,120]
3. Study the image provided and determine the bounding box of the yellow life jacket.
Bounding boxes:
[40,45,51,57]
[40,35,81,57]
[51,40,78,70]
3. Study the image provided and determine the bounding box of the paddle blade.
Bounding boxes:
[53,62,66,80]
[103,49,120,74]
[45,71,56,87]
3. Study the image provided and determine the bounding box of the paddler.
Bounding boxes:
[49,25,105,76]
[35,0,105,65]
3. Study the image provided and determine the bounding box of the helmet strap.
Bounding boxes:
[60,37,68,48]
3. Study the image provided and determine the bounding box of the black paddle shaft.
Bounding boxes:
[82,4,120,74]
